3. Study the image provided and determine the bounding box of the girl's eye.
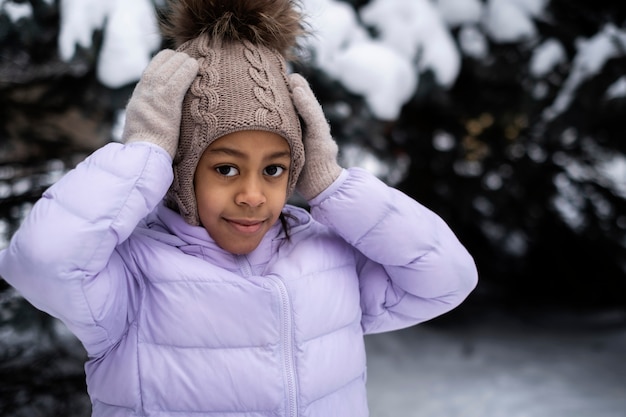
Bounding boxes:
[264,165,286,177]
[216,165,238,177]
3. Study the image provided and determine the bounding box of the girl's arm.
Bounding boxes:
[0,50,198,356]
[0,143,172,354]
[290,73,477,334]
[309,168,478,334]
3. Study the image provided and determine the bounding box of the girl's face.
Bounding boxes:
[194,130,291,255]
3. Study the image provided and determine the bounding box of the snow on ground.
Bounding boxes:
[365,310,626,417]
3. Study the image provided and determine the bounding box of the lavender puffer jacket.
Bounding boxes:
[0,142,477,417]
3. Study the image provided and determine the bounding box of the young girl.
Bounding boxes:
[0,0,477,416]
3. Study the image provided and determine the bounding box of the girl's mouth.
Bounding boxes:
[226,219,264,234]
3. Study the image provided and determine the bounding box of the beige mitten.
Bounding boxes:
[289,73,342,201]
[122,49,199,159]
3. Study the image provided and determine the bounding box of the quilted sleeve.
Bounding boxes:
[309,167,478,334]
[0,142,173,355]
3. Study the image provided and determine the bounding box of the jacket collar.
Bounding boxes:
[136,202,311,270]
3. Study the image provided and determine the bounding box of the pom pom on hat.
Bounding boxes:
[161,0,305,58]
[161,0,306,226]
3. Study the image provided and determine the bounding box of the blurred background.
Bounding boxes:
[1,0,625,416]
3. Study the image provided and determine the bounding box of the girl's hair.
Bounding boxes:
[279,211,296,241]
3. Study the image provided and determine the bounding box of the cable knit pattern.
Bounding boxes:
[168,37,221,222]
[165,35,304,226]
[190,37,220,139]
[244,40,284,130]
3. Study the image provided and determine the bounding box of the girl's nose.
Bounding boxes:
[235,176,266,207]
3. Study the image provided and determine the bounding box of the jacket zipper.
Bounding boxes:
[236,255,253,277]
[236,256,298,416]
[268,275,298,417]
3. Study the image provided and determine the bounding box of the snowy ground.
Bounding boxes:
[365,308,626,417]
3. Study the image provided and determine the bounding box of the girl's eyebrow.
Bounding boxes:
[207,147,291,160]
[267,150,291,160]
[207,147,245,157]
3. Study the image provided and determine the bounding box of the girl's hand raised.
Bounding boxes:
[122,49,199,159]
[289,73,343,201]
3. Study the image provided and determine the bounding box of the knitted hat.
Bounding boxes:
[161,0,305,226]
